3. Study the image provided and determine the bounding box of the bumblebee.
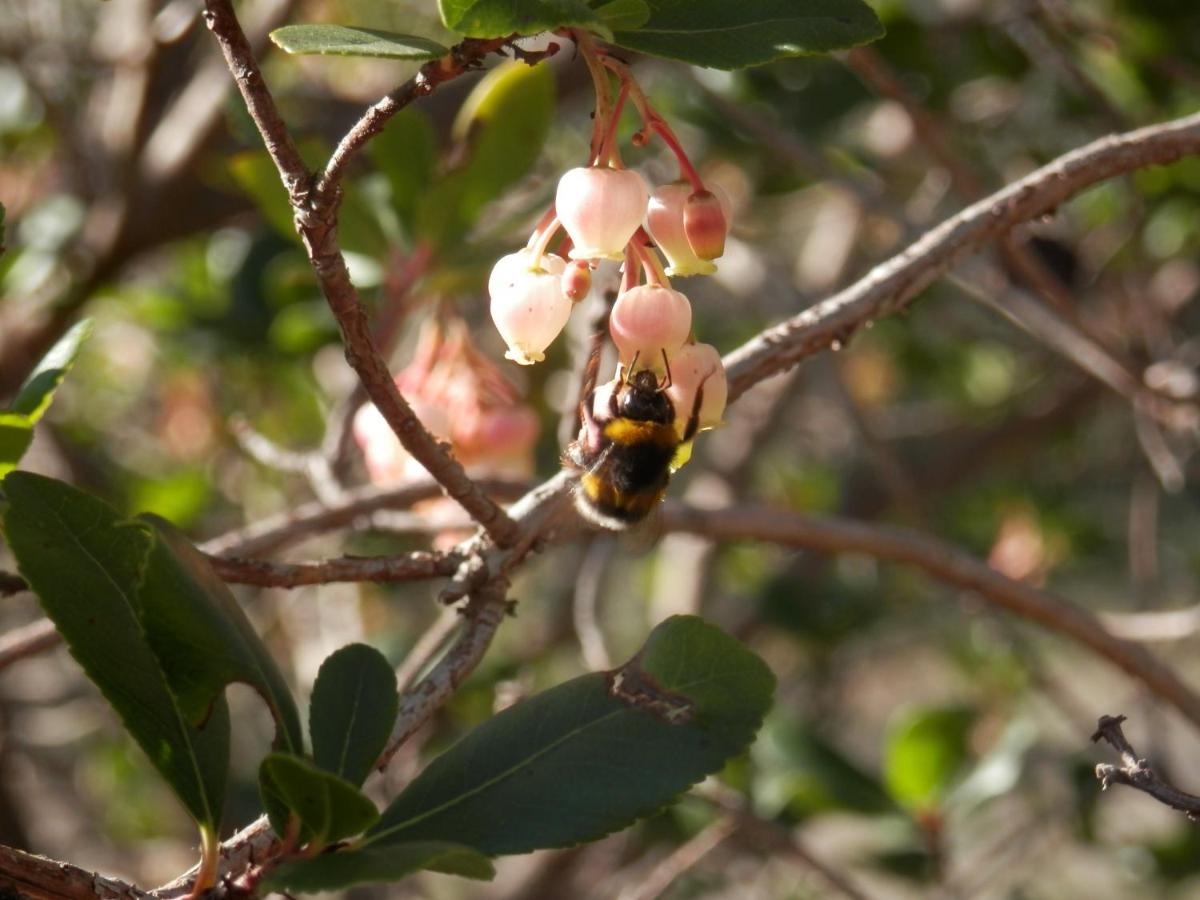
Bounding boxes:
[567,355,707,530]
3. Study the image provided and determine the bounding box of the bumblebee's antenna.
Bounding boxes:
[625,351,641,384]
[660,349,673,390]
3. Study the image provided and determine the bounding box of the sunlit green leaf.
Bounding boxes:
[884,706,975,812]
[438,0,603,38]
[270,25,447,60]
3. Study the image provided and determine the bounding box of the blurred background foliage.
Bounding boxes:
[2,0,1200,896]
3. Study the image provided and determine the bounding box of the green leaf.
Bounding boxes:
[884,706,976,812]
[259,753,379,846]
[1,472,230,829]
[310,643,398,787]
[270,25,447,60]
[753,715,895,817]
[417,60,555,246]
[611,0,885,70]
[137,515,303,752]
[263,841,494,893]
[0,416,33,478]
[593,0,650,30]
[0,319,92,476]
[438,0,603,38]
[367,109,438,235]
[363,615,774,854]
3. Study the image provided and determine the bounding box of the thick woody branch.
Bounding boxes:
[723,110,1200,401]
[661,503,1200,731]
[209,550,460,587]
[1092,714,1200,820]
[201,0,519,546]
[0,843,150,900]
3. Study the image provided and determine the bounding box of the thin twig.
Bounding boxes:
[660,502,1200,731]
[0,843,151,900]
[202,0,520,546]
[1092,714,1200,820]
[722,110,1200,401]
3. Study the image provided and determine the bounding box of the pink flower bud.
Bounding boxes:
[665,342,727,438]
[489,249,571,365]
[555,166,649,261]
[683,189,729,261]
[609,284,692,369]
[645,183,715,277]
[562,259,592,301]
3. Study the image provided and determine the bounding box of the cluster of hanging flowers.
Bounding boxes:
[354,314,539,487]
[488,34,729,438]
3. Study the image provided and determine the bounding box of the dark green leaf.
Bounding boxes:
[270,25,447,60]
[263,841,494,893]
[884,706,976,812]
[754,715,895,817]
[137,515,303,752]
[364,615,774,854]
[310,643,398,787]
[417,60,555,246]
[1,472,229,829]
[611,0,884,70]
[438,0,603,38]
[592,0,650,30]
[367,109,438,235]
[259,753,379,846]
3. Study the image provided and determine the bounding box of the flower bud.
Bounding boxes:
[645,183,715,277]
[609,284,692,369]
[556,166,649,261]
[664,342,727,438]
[562,259,592,302]
[683,189,728,261]
[489,249,571,365]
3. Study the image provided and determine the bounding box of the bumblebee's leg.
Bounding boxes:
[681,369,715,442]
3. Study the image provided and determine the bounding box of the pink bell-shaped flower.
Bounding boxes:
[645,183,730,276]
[489,249,571,365]
[556,166,649,261]
[665,342,727,438]
[609,283,692,369]
[683,189,728,261]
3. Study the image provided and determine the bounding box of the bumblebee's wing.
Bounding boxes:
[617,502,666,555]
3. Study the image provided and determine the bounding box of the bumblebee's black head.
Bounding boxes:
[618,369,674,424]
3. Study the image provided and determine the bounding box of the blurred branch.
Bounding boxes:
[201,477,531,558]
[202,0,520,547]
[617,817,738,900]
[1092,714,1200,819]
[0,619,58,673]
[661,503,1200,731]
[702,784,874,900]
[723,110,1200,400]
